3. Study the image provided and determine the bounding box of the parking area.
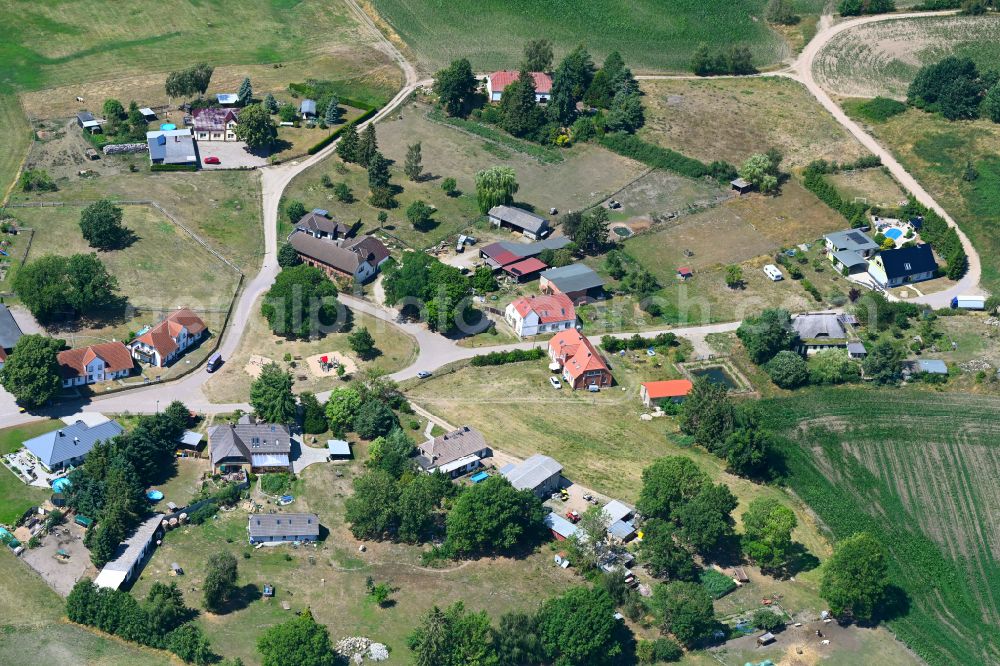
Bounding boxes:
[21,521,92,596]
[197,141,267,170]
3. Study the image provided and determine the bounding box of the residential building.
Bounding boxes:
[23,419,125,473]
[791,312,847,355]
[847,341,867,359]
[76,111,105,133]
[94,513,164,589]
[209,415,292,473]
[300,99,317,118]
[486,71,553,103]
[488,205,550,240]
[295,210,354,240]
[128,308,207,367]
[505,293,576,337]
[500,454,563,498]
[867,244,937,288]
[58,342,134,387]
[288,231,390,283]
[824,229,880,275]
[146,129,197,166]
[415,426,491,478]
[548,329,612,390]
[248,513,320,545]
[0,304,23,369]
[192,107,239,141]
[539,264,605,302]
[640,379,694,407]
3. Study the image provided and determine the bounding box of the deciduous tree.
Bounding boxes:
[651,581,716,647]
[445,475,544,555]
[277,242,301,268]
[742,497,798,575]
[433,58,479,117]
[260,264,339,339]
[203,551,238,612]
[641,518,699,581]
[765,350,809,388]
[0,334,63,408]
[820,532,889,622]
[736,308,795,364]
[80,199,132,251]
[345,469,400,539]
[257,608,338,666]
[14,254,120,324]
[234,103,277,150]
[637,456,708,522]
[475,166,519,214]
[536,587,621,664]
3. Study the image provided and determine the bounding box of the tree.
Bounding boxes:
[678,379,737,453]
[358,124,378,168]
[333,182,353,203]
[908,56,982,119]
[286,201,307,224]
[398,471,450,542]
[723,427,771,478]
[165,63,214,99]
[167,624,216,666]
[820,532,889,622]
[494,612,543,666]
[766,0,799,24]
[408,602,498,666]
[277,242,301,268]
[103,98,125,120]
[433,58,479,117]
[651,581,716,647]
[203,552,238,612]
[862,341,901,385]
[261,264,338,338]
[345,469,400,539]
[249,363,297,423]
[739,153,779,193]
[537,587,621,664]
[14,253,120,324]
[325,387,362,433]
[475,166,519,214]
[765,350,809,388]
[89,502,128,567]
[404,142,423,181]
[237,77,253,105]
[548,46,596,125]
[753,608,786,632]
[674,483,737,556]
[79,199,131,251]
[736,308,795,364]
[299,392,328,434]
[642,518,699,581]
[337,122,360,162]
[348,326,377,359]
[523,39,554,72]
[724,264,743,289]
[353,398,397,439]
[0,334,63,408]
[606,88,644,133]
[234,103,277,150]
[568,207,610,255]
[445,475,544,555]
[264,93,279,114]
[441,177,458,196]
[472,264,498,292]
[500,65,543,137]
[324,96,341,125]
[406,200,434,231]
[257,608,338,666]
[808,349,860,385]
[637,456,708,522]
[742,497,798,575]
[691,44,716,76]
[367,151,391,193]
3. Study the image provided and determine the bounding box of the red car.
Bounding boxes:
[203,156,220,165]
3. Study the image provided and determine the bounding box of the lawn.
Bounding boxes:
[369,0,827,72]
[760,387,1000,666]
[0,419,60,526]
[639,77,870,168]
[0,95,30,203]
[826,168,908,209]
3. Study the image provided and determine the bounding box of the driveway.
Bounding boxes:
[198,141,267,170]
[9,305,43,335]
[291,437,329,474]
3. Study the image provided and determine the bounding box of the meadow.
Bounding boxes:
[369,0,827,72]
[760,387,1000,666]
[0,420,60,525]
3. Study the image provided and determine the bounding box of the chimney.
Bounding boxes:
[73,437,80,445]
[57,430,64,437]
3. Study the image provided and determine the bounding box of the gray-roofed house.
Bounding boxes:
[488,205,550,240]
[416,426,491,478]
[0,304,23,368]
[825,229,880,275]
[300,99,317,118]
[792,312,848,355]
[248,513,320,545]
[295,211,354,240]
[544,512,579,541]
[288,231,390,283]
[23,419,125,473]
[94,513,164,590]
[208,415,292,473]
[540,264,605,302]
[500,454,563,498]
[146,129,197,166]
[847,341,867,359]
[602,500,637,543]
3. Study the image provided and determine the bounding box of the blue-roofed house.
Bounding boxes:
[23,420,124,472]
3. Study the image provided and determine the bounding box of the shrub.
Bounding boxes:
[854,96,907,122]
[188,503,219,525]
[20,168,57,192]
[753,608,785,632]
[601,332,677,353]
[261,472,292,496]
[599,132,714,179]
[469,348,545,366]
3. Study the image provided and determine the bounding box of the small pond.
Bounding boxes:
[691,366,737,390]
[611,225,633,238]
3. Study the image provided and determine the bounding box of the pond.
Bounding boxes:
[691,366,737,390]
[611,225,633,238]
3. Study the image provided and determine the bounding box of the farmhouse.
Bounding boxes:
[548,328,612,390]
[300,99,317,119]
[539,264,605,302]
[23,419,124,473]
[0,304,23,368]
[415,425,491,478]
[488,205,550,240]
[192,107,239,141]
[295,210,354,240]
[640,379,693,407]
[209,415,292,473]
[146,129,197,166]
[791,312,847,355]
[867,244,937,288]
[248,513,320,545]
[500,454,563,497]
[824,229,879,274]
[94,513,164,590]
[58,342,134,387]
[486,71,553,103]
[128,308,207,367]
[505,293,576,338]
[288,231,390,283]
[76,111,105,133]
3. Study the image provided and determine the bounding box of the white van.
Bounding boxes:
[763,264,783,282]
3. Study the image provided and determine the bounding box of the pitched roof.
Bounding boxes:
[847,341,867,355]
[543,512,579,539]
[488,205,549,234]
[23,419,124,469]
[216,93,239,105]
[95,512,164,589]
[193,107,239,132]
[343,235,391,266]
[549,329,608,381]
[209,419,291,466]
[825,229,879,253]
[480,242,524,267]
[289,231,363,274]
[295,211,352,238]
[603,500,634,524]
[57,342,134,380]
[0,305,23,351]
[146,129,196,165]
[792,312,846,341]
[540,264,604,294]
[642,380,694,399]
[503,257,548,278]
[878,244,937,279]
[417,426,489,470]
[133,309,207,358]
[502,454,562,491]
[300,99,317,114]
[248,513,320,539]
[484,237,573,265]
[832,249,868,269]
[511,293,576,324]
[488,71,553,94]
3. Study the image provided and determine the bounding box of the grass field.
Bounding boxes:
[369,0,827,72]
[760,388,1000,666]
[814,15,1000,99]
[0,95,31,204]
[639,77,870,168]
[826,168,908,209]
[0,419,60,526]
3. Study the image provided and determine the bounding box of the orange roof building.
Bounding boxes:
[58,341,134,387]
[504,293,576,338]
[640,380,693,406]
[548,329,612,390]
[128,308,207,368]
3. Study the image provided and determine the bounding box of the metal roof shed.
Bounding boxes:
[327,439,351,456]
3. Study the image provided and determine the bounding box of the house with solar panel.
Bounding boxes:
[824,229,880,276]
[146,129,197,166]
[209,415,292,473]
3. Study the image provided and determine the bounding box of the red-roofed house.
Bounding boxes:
[502,257,548,282]
[128,308,208,367]
[548,329,612,390]
[58,342,134,387]
[486,71,553,103]
[640,380,693,407]
[505,294,575,338]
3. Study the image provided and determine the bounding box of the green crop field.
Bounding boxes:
[760,387,1000,666]
[371,0,827,72]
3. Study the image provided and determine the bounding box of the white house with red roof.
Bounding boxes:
[127,308,207,367]
[548,329,612,390]
[58,341,134,387]
[486,71,553,103]
[505,294,576,338]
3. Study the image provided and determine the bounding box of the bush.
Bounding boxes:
[306,106,377,155]
[261,472,292,495]
[753,608,785,632]
[20,168,57,192]
[189,503,219,525]
[853,96,907,122]
[151,163,198,172]
[599,132,715,179]
[652,637,683,662]
[601,332,677,353]
[700,569,737,599]
[469,347,545,366]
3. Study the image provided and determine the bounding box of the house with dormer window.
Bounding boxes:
[128,308,207,367]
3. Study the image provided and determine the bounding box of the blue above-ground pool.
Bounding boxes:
[146,489,164,501]
[160,123,177,131]
[884,228,903,240]
[470,471,489,483]
[51,477,71,493]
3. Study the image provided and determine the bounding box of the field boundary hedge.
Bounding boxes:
[307,105,378,155]
[599,132,711,179]
[469,347,544,366]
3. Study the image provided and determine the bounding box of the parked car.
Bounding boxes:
[549,376,561,389]
[417,370,432,379]
[587,384,600,392]
[206,353,223,372]
[565,510,580,523]
[203,156,221,165]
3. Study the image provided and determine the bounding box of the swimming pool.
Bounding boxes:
[884,228,903,240]
[160,123,177,131]
[51,477,71,493]
[146,489,164,501]
[691,366,737,390]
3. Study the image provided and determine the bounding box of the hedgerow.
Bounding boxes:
[469,347,545,366]
[601,332,677,353]
[598,132,731,180]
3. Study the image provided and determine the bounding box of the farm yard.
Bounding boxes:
[814,15,1000,99]
[639,77,871,168]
